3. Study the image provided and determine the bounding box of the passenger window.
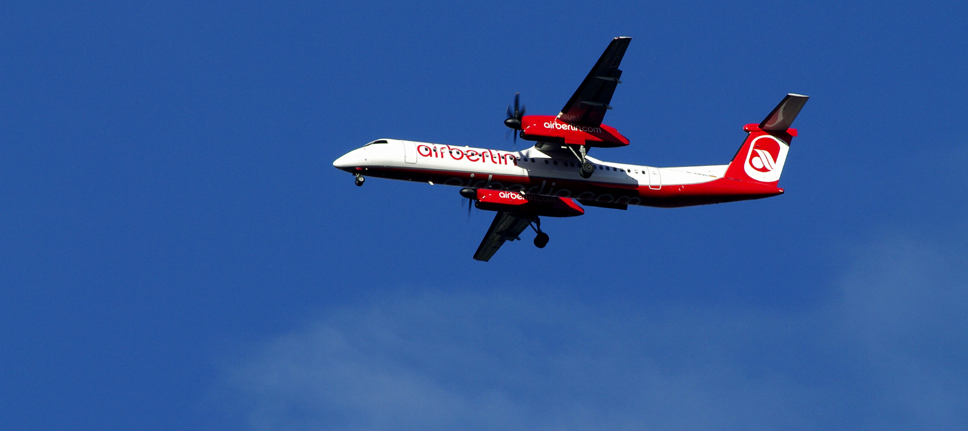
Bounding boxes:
[544,160,549,164]
[553,161,558,165]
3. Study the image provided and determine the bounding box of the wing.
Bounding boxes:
[473,211,533,262]
[557,37,631,126]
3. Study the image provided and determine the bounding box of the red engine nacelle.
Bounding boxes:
[471,189,584,218]
[518,115,629,148]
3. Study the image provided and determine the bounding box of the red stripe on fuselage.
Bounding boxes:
[354,165,781,208]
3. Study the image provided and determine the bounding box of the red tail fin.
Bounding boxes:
[724,94,808,185]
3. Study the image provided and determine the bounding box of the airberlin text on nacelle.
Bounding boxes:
[498,191,526,200]
[416,144,517,165]
[543,121,602,134]
[487,191,559,204]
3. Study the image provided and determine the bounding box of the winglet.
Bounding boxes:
[759,93,809,132]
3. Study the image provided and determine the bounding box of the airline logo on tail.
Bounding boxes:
[743,135,789,183]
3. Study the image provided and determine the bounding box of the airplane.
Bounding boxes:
[334,37,809,261]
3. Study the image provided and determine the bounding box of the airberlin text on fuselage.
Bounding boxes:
[416,144,517,165]
[414,144,642,206]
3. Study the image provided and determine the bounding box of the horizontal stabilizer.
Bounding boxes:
[759,94,809,132]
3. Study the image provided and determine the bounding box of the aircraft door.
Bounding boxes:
[648,167,661,190]
[402,141,417,164]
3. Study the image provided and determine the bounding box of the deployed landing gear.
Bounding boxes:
[534,232,549,248]
[530,217,549,248]
[354,173,365,187]
[570,145,594,178]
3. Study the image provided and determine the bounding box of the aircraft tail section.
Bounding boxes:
[724,94,809,185]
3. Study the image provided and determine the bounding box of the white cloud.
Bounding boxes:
[219,235,968,431]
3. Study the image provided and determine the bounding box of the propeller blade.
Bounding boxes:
[503,93,526,149]
[504,92,525,131]
[460,188,477,219]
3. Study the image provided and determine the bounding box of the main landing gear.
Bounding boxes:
[354,173,365,187]
[569,145,595,178]
[531,217,549,248]
[534,231,549,248]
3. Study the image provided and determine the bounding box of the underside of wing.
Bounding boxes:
[473,211,533,262]
[557,37,631,126]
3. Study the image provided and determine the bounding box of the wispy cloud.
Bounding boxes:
[218,234,968,431]
[833,233,968,429]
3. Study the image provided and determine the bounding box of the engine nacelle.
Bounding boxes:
[470,189,584,218]
[518,115,629,148]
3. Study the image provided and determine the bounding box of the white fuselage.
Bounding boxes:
[334,139,780,208]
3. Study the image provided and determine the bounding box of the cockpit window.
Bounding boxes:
[364,140,388,147]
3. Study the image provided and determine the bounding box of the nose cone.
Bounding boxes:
[333,148,364,171]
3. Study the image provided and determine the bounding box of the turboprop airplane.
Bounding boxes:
[334,37,809,261]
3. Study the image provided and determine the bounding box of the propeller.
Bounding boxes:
[460,187,477,218]
[504,92,526,148]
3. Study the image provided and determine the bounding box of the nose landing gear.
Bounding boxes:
[354,173,365,187]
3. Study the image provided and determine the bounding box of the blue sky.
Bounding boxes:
[2,1,967,430]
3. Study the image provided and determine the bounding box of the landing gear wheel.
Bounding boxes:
[533,232,549,248]
[354,174,365,187]
[580,161,595,178]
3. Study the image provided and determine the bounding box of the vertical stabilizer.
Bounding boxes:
[724,94,808,185]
